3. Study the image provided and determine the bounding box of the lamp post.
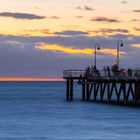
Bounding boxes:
[94,43,100,67]
[116,40,124,70]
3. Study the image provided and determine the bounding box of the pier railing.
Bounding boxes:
[63,70,85,78]
[63,69,140,79]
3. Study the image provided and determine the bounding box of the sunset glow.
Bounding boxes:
[0,77,64,82]
[132,44,140,48]
[37,44,125,56]
[0,0,139,78]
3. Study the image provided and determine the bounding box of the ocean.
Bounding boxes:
[0,81,140,140]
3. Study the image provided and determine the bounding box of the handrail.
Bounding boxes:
[63,69,140,79]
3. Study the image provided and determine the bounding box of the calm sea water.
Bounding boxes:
[0,81,140,140]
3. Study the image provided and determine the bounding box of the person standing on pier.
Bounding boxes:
[91,66,95,78]
[103,66,107,77]
[112,64,119,77]
[107,66,111,77]
[128,69,132,77]
[85,67,91,78]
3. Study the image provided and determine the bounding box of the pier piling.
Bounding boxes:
[70,79,73,101]
[82,79,86,101]
[66,79,70,101]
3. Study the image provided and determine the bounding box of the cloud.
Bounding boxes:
[0,12,45,20]
[132,44,140,48]
[133,27,140,31]
[25,29,52,35]
[91,17,121,23]
[122,1,127,4]
[37,44,94,55]
[0,33,139,78]
[133,10,140,13]
[0,33,135,50]
[99,49,125,56]
[36,44,125,56]
[46,16,60,19]
[131,19,140,22]
[76,6,94,11]
[91,28,129,34]
[75,16,83,19]
[54,30,89,36]
[0,32,136,50]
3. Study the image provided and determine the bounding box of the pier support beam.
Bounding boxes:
[70,79,73,101]
[66,79,70,101]
[107,83,111,102]
[65,76,140,106]
[82,79,86,101]
[100,83,106,102]
[134,81,140,104]
[122,83,126,103]
[125,83,135,104]
[94,82,100,101]
[66,79,74,101]
[86,80,90,101]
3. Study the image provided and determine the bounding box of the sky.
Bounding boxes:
[0,0,140,80]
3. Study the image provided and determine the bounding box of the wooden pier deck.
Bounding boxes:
[63,69,140,105]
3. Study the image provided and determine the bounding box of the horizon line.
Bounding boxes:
[0,77,64,82]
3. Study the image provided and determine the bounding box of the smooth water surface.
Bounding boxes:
[0,81,140,140]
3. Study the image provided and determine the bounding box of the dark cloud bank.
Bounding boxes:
[91,17,121,23]
[76,6,94,11]
[0,12,45,19]
[0,31,139,78]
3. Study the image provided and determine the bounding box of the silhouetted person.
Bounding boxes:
[93,65,100,77]
[128,69,132,77]
[78,74,83,84]
[96,69,101,77]
[91,66,95,78]
[112,64,119,76]
[85,67,91,78]
[103,66,107,77]
[107,66,111,77]
[93,65,97,71]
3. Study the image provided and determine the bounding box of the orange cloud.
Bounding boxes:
[99,48,125,55]
[132,44,140,48]
[37,44,94,55]
[36,44,125,56]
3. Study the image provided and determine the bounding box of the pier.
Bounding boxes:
[63,69,140,105]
